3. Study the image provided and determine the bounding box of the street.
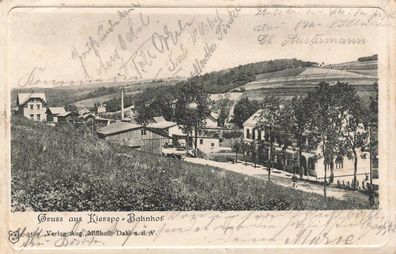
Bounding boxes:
[185,157,370,202]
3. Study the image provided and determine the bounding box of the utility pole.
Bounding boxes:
[369,124,374,206]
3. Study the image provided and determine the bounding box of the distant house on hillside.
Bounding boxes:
[78,108,90,116]
[46,107,71,123]
[97,104,107,114]
[17,93,47,122]
[97,122,171,154]
[79,113,96,122]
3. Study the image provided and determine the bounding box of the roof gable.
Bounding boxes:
[152,116,166,123]
[243,109,263,127]
[17,93,47,105]
[47,107,67,115]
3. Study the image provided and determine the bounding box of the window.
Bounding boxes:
[200,139,203,145]
[246,129,250,139]
[252,129,256,140]
[36,114,40,121]
[258,131,262,140]
[264,132,270,141]
[308,158,315,170]
[30,105,33,110]
[335,156,343,169]
[36,104,40,110]
[30,114,34,120]
[211,143,215,147]
[141,129,146,135]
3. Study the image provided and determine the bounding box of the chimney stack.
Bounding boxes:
[121,88,124,121]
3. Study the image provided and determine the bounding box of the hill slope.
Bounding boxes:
[11,116,371,211]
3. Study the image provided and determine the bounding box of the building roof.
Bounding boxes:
[17,93,47,105]
[147,120,177,129]
[152,116,166,123]
[243,109,263,127]
[210,112,219,120]
[47,107,67,115]
[97,121,142,135]
[79,113,96,120]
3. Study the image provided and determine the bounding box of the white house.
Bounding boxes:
[17,93,47,122]
[197,136,220,153]
[78,108,90,116]
[205,112,220,129]
[97,104,106,114]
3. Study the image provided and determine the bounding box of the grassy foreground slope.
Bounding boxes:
[11,116,371,212]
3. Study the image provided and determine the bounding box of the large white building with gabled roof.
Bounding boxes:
[242,109,372,188]
[17,92,47,121]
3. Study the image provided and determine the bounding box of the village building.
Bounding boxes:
[78,112,96,122]
[197,136,221,153]
[17,93,47,122]
[78,108,90,116]
[97,104,107,114]
[94,116,115,127]
[205,112,220,129]
[46,107,71,123]
[147,119,182,137]
[242,109,371,186]
[97,122,172,154]
[152,116,166,123]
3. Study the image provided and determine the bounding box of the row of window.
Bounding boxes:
[30,114,41,121]
[25,104,42,110]
[246,128,268,141]
[324,157,344,170]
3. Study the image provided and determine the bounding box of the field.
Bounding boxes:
[11,79,181,109]
[324,59,377,76]
[11,116,373,211]
[255,67,308,80]
[240,65,378,102]
[72,79,180,108]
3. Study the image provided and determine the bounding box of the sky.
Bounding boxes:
[7,7,386,88]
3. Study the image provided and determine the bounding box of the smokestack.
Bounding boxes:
[121,89,124,121]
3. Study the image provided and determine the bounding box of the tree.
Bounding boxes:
[282,96,316,178]
[306,83,343,197]
[135,104,154,125]
[218,98,231,127]
[255,96,283,181]
[250,140,257,168]
[332,82,369,189]
[241,141,248,166]
[175,81,210,155]
[232,138,242,163]
[233,97,260,128]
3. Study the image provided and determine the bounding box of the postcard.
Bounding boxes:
[1,0,395,253]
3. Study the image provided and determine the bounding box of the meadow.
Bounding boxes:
[11,116,373,212]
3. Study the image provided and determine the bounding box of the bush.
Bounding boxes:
[223,130,243,139]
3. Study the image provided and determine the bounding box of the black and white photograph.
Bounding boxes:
[8,6,383,213]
